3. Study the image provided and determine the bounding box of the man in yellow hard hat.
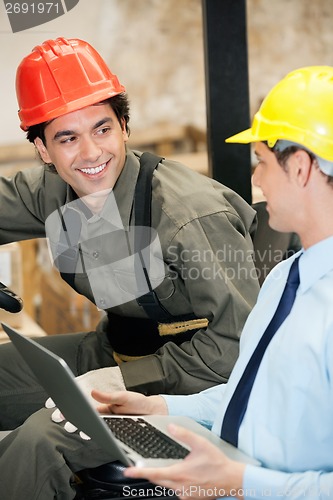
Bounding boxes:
[113,65,333,498]
[1,65,332,499]
[0,37,259,432]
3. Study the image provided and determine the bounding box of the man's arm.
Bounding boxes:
[243,465,333,499]
[91,383,226,426]
[0,166,66,243]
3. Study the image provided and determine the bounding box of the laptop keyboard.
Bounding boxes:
[104,417,190,459]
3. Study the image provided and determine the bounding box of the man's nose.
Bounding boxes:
[80,137,102,163]
[252,165,261,187]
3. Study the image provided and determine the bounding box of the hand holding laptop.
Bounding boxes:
[3,323,259,472]
[90,389,247,498]
[123,423,246,499]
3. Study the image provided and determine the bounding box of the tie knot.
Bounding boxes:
[287,256,300,287]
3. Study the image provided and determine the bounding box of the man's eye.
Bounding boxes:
[97,127,111,135]
[60,136,76,144]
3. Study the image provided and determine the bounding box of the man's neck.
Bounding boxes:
[80,189,112,215]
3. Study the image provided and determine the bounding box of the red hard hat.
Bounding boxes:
[16,37,126,130]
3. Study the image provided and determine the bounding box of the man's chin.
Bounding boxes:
[84,188,113,199]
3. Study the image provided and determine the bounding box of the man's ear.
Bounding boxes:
[34,137,51,164]
[121,119,129,142]
[291,149,312,187]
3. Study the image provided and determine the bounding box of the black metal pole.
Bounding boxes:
[202,0,252,203]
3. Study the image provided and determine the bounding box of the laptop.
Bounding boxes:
[2,322,260,468]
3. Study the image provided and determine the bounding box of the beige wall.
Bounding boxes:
[248,0,333,115]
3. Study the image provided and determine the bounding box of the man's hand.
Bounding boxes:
[124,424,246,500]
[45,366,126,410]
[92,389,168,416]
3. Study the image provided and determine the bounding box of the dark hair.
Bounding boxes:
[272,145,303,171]
[106,93,130,136]
[26,93,131,145]
[272,144,333,186]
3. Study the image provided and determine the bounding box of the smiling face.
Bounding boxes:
[34,103,129,199]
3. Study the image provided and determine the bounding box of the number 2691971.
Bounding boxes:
[5,2,60,15]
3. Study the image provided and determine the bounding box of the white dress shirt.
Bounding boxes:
[163,235,333,499]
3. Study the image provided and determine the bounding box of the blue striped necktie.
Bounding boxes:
[220,255,301,447]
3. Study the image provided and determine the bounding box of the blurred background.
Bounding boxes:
[0,0,332,339]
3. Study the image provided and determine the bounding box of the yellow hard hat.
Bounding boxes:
[226,66,333,163]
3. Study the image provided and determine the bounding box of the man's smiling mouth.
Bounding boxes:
[79,162,107,175]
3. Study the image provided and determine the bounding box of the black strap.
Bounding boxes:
[57,207,82,290]
[134,152,162,236]
[134,152,175,322]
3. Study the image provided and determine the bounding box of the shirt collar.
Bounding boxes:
[299,235,333,293]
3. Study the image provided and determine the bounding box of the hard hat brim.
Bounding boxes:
[225,128,254,144]
[19,87,125,131]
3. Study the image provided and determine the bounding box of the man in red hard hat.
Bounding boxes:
[0,38,259,429]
